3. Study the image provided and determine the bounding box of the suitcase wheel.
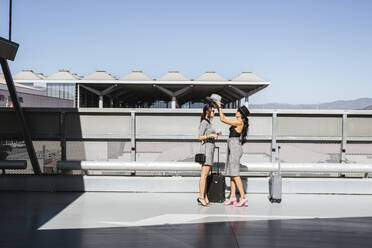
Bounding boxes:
[269,197,281,203]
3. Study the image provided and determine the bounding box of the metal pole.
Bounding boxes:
[60,112,66,161]
[57,161,372,173]
[339,114,347,177]
[9,0,12,41]
[130,111,136,161]
[0,58,41,174]
[76,83,80,108]
[42,144,46,163]
[271,112,277,162]
[341,114,347,163]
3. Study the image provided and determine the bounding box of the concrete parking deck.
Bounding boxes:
[1,192,372,247]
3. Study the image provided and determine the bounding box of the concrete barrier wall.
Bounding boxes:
[1,108,372,167]
[1,175,372,194]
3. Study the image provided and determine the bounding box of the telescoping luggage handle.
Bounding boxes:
[277,146,281,174]
[214,146,220,174]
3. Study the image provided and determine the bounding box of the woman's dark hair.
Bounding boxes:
[201,104,213,122]
[238,109,249,144]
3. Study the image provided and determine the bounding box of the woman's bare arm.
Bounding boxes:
[197,133,218,141]
[216,102,243,127]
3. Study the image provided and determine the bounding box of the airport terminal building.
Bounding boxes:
[0,74,73,108]
[11,70,270,109]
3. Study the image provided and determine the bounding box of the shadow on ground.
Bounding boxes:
[1,192,371,248]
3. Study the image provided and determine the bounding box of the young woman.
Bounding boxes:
[214,100,250,207]
[197,104,221,207]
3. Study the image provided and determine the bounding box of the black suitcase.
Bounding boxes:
[207,147,226,203]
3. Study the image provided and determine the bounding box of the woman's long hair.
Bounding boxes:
[238,109,249,144]
[200,104,213,122]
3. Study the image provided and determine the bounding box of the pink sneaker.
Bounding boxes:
[224,197,237,206]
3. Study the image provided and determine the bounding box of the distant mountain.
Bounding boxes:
[251,98,372,110]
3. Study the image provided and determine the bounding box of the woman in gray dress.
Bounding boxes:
[215,100,250,207]
[197,104,221,207]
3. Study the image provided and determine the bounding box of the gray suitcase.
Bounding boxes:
[268,146,282,203]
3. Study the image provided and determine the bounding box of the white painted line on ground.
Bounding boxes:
[101,214,314,227]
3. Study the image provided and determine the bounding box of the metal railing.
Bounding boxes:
[1,108,372,175]
[57,160,372,174]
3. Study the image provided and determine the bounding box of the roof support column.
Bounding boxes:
[99,95,103,108]
[171,96,176,109]
[245,97,249,107]
[80,84,118,108]
[154,85,193,109]
[228,85,250,108]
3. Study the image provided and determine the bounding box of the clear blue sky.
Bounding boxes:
[0,0,371,104]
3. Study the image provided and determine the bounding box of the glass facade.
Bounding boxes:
[46,83,75,100]
[14,81,241,108]
[149,101,170,108]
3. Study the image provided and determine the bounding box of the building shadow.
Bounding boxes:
[1,214,372,248]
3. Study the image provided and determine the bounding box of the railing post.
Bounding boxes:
[60,112,66,161]
[76,83,80,108]
[341,114,347,163]
[131,111,136,161]
[271,112,277,162]
[42,145,46,164]
[339,113,347,177]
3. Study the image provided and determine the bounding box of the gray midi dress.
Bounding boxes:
[198,119,216,166]
[224,126,243,176]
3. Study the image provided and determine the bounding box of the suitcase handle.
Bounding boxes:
[214,146,220,174]
[277,146,281,174]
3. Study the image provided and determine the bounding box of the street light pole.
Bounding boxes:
[0,1,42,175]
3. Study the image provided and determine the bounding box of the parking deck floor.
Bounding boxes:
[1,192,372,247]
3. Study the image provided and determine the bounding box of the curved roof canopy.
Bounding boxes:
[84,71,117,80]
[120,71,152,81]
[47,70,81,80]
[13,70,45,80]
[232,72,267,82]
[197,71,226,81]
[11,69,270,107]
[158,71,189,81]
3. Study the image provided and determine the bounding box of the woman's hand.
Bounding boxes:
[215,131,222,140]
[210,131,222,140]
[215,100,221,108]
[210,133,218,139]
